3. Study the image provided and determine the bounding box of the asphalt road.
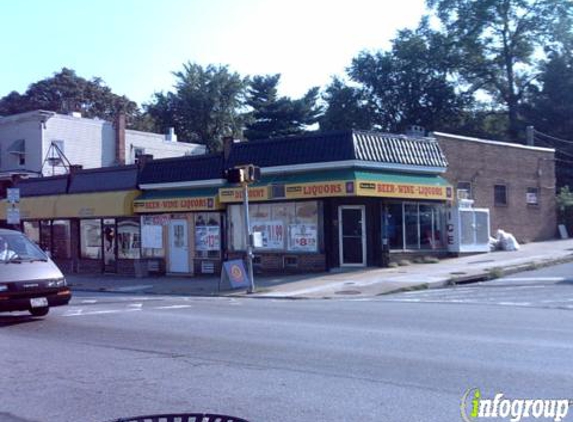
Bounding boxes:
[1,265,573,422]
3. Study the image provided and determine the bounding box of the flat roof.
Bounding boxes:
[433,132,555,153]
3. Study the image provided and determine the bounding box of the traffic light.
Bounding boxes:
[245,164,261,183]
[224,165,261,184]
[224,168,244,183]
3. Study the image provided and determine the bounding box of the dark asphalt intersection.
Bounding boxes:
[2,264,573,422]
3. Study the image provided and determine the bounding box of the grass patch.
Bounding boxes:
[487,267,504,280]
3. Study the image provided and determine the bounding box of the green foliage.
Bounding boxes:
[319,77,374,131]
[0,68,141,126]
[426,0,573,141]
[244,74,322,140]
[556,187,573,230]
[322,21,471,133]
[144,62,248,152]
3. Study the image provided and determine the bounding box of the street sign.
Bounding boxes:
[220,259,249,290]
[7,188,20,204]
[7,207,20,225]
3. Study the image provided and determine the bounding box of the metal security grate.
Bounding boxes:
[107,413,250,422]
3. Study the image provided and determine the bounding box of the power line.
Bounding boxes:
[534,129,573,145]
[534,137,573,160]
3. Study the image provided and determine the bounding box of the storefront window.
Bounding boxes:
[387,204,403,249]
[23,221,40,245]
[387,202,445,251]
[141,215,167,258]
[228,201,320,253]
[52,220,71,259]
[194,212,221,259]
[40,220,52,254]
[405,204,419,249]
[117,218,141,259]
[80,219,102,259]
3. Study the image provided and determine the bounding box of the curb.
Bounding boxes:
[68,254,573,300]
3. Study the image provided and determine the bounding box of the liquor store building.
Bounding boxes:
[221,131,453,273]
[133,154,227,276]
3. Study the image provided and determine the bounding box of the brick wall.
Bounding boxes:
[227,252,326,274]
[436,133,557,242]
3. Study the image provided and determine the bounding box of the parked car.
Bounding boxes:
[0,228,71,317]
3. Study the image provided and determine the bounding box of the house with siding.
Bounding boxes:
[0,110,206,177]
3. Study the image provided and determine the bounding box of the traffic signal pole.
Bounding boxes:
[242,181,256,293]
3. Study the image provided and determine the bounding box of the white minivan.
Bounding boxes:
[0,228,71,317]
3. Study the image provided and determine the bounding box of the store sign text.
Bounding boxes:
[286,182,350,199]
[134,197,216,212]
[219,187,269,203]
[358,181,449,200]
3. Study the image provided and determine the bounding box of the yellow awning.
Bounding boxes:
[1,190,140,220]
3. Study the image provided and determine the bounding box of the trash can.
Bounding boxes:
[106,414,250,422]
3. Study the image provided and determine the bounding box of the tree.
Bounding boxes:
[244,74,322,140]
[522,51,573,188]
[0,68,140,124]
[426,0,573,141]
[145,62,248,151]
[319,77,374,131]
[331,21,470,134]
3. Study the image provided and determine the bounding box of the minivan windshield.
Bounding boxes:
[0,233,48,262]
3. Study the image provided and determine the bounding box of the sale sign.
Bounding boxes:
[288,224,318,252]
[195,226,221,251]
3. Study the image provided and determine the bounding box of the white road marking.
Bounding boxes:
[62,308,142,317]
[153,305,192,310]
[80,300,97,304]
[497,302,533,306]
[127,303,143,308]
[497,277,565,282]
[114,285,154,292]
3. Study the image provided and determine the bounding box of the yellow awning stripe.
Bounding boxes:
[1,190,140,220]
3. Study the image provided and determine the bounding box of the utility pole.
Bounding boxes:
[225,164,261,293]
[526,126,535,146]
[242,181,255,293]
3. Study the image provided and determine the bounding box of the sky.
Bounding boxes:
[1,0,427,107]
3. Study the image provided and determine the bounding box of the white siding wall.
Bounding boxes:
[43,114,115,175]
[1,112,208,176]
[0,117,43,173]
[125,130,207,164]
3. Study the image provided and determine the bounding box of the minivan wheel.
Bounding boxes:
[30,307,49,317]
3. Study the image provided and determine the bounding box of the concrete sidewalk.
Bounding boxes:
[66,238,573,299]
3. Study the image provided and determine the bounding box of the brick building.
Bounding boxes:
[434,132,556,242]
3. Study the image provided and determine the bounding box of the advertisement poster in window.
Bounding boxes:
[142,225,163,249]
[251,220,284,249]
[288,224,318,252]
[195,226,221,251]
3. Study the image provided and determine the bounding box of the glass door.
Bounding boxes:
[338,206,366,267]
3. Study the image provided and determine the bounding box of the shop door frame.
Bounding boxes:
[168,219,190,273]
[103,218,117,273]
[338,205,367,267]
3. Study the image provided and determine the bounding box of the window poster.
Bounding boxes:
[142,225,163,249]
[195,226,221,251]
[288,224,318,252]
[251,220,285,249]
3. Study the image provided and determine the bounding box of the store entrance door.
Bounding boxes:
[103,219,117,273]
[338,206,366,267]
[169,220,190,273]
